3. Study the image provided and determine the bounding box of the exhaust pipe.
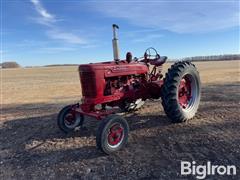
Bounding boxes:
[112,24,120,62]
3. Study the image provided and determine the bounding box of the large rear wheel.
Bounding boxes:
[161,61,201,123]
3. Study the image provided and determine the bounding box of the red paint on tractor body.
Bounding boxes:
[71,57,166,120]
[79,60,148,100]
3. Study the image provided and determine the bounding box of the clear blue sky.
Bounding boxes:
[2,0,240,66]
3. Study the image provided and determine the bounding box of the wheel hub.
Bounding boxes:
[63,111,79,128]
[178,76,192,109]
[108,123,124,146]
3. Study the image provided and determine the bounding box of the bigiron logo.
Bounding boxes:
[181,161,237,179]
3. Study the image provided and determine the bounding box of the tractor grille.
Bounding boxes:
[79,71,97,97]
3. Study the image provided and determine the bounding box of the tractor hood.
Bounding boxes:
[79,60,148,77]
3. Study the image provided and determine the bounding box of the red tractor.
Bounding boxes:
[57,24,201,154]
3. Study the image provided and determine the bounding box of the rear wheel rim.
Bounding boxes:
[107,123,124,148]
[178,74,198,111]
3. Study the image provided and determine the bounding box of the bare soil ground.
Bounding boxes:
[1,60,240,179]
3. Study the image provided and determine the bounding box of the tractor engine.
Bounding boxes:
[104,74,144,96]
[78,61,149,110]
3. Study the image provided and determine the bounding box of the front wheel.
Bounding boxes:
[96,115,129,154]
[161,61,201,123]
[57,105,84,133]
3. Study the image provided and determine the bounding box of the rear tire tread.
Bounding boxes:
[161,61,200,123]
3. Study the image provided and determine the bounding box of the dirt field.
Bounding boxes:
[1,60,240,179]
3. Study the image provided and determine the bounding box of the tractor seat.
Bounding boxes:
[150,56,167,66]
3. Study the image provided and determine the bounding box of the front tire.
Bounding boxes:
[57,105,84,133]
[96,115,129,154]
[161,61,201,123]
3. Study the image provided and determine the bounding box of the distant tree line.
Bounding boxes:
[180,54,240,62]
[0,61,21,68]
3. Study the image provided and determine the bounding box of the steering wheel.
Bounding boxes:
[144,47,160,61]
